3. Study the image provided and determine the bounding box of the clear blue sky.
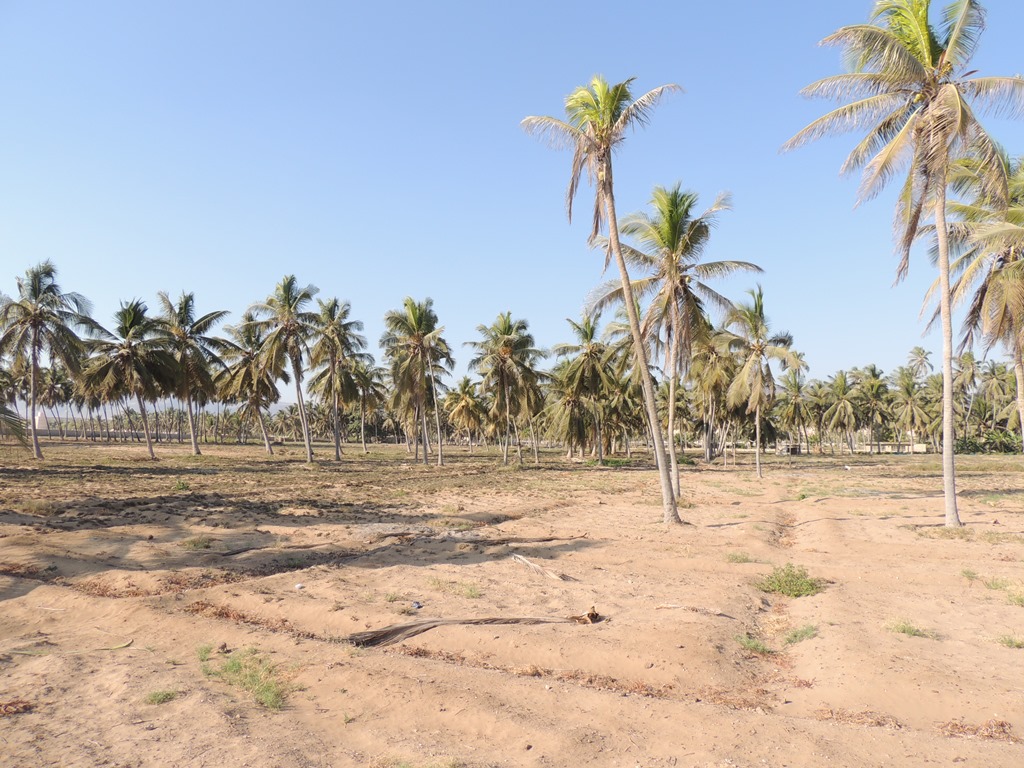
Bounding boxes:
[2,1,1023,389]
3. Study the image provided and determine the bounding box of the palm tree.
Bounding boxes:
[891,366,930,452]
[218,310,286,455]
[941,155,1024,447]
[718,286,799,478]
[824,371,859,453]
[466,312,545,465]
[155,291,228,456]
[82,300,177,459]
[552,315,615,463]
[308,298,367,461]
[783,0,1024,525]
[0,261,94,458]
[776,369,812,453]
[380,297,453,466]
[523,75,682,524]
[591,184,760,493]
[249,276,319,462]
[350,359,386,453]
[853,365,890,453]
[444,376,487,453]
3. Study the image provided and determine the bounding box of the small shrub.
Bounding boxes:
[784,625,819,645]
[196,644,213,662]
[181,536,213,551]
[735,634,774,655]
[1008,592,1024,607]
[756,564,824,598]
[384,592,400,603]
[145,690,177,705]
[960,569,979,583]
[997,635,1024,649]
[173,479,191,491]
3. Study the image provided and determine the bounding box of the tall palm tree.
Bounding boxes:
[852,365,890,453]
[783,0,1024,525]
[309,298,367,461]
[591,184,760,493]
[718,286,800,478]
[523,75,682,524]
[0,261,94,458]
[380,297,453,466]
[82,300,177,459]
[249,276,319,462]
[891,366,930,452]
[824,371,860,453]
[776,368,812,453]
[466,312,545,465]
[218,310,286,455]
[155,291,228,456]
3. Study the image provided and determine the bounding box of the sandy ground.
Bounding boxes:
[1,443,1023,767]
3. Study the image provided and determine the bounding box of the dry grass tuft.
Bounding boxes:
[815,708,902,729]
[1,699,34,716]
[937,718,1019,742]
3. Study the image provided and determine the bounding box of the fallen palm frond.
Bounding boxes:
[0,699,33,716]
[347,607,602,648]
[510,553,576,581]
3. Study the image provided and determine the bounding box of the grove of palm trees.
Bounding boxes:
[2,2,1024,767]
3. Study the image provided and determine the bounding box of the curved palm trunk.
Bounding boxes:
[934,191,961,526]
[602,168,679,523]
[136,394,156,459]
[255,407,274,455]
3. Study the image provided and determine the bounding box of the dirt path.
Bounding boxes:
[1,445,1023,766]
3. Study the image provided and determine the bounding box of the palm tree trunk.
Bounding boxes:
[333,384,341,461]
[136,394,156,459]
[601,168,679,523]
[666,313,681,496]
[360,400,368,454]
[292,362,314,463]
[185,388,202,456]
[29,340,42,459]
[934,190,961,526]
[427,361,444,467]
[1014,339,1024,454]
[755,404,762,479]
[528,412,539,465]
[255,407,274,455]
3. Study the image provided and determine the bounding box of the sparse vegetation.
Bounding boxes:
[889,620,934,639]
[756,564,824,598]
[726,552,755,564]
[961,568,979,583]
[144,689,178,705]
[203,647,288,710]
[429,577,482,599]
[784,625,819,645]
[172,479,191,491]
[997,635,1024,649]
[181,536,213,551]
[196,644,213,663]
[735,634,775,655]
[983,576,1011,591]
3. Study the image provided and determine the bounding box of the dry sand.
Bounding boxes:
[1,444,1022,767]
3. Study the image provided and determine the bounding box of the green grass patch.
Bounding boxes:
[984,576,1011,591]
[735,634,775,655]
[784,625,819,645]
[196,644,213,663]
[726,552,755,564]
[756,564,825,598]
[888,620,935,639]
[144,689,178,705]
[173,479,191,491]
[997,635,1024,649]
[428,577,482,599]
[203,647,288,710]
[961,568,979,583]
[1007,592,1024,607]
[181,536,213,551]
